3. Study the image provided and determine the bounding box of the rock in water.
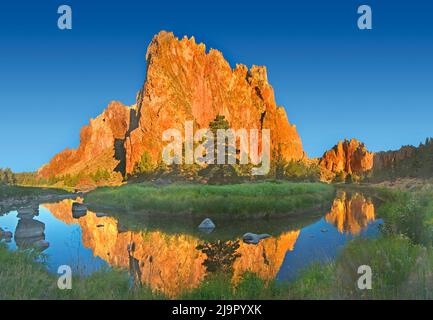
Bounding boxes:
[15,219,45,239]
[14,219,48,250]
[4,231,13,239]
[17,206,39,219]
[198,218,216,230]
[242,232,271,244]
[0,227,13,239]
[72,202,87,218]
[33,240,50,250]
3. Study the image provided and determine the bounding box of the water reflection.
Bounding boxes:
[325,191,376,235]
[0,191,381,298]
[14,206,49,250]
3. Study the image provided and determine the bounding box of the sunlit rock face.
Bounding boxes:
[319,139,374,181]
[38,31,304,183]
[232,230,300,284]
[43,199,301,297]
[38,101,132,186]
[125,31,304,173]
[325,191,375,235]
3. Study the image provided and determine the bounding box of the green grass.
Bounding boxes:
[0,244,165,300]
[286,235,433,300]
[85,181,335,218]
[0,243,285,300]
[0,184,68,201]
[180,272,288,300]
[2,235,433,300]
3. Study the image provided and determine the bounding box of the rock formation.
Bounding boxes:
[373,146,416,172]
[319,139,374,180]
[39,31,304,184]
[125,31,304,174]
[38,101,132,185]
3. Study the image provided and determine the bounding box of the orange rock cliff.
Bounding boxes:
[39,31,305,180]
[319,138,374,180]
[38,101,131,183]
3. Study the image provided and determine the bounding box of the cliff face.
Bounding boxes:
[38,101,131,184]
[124,31,304,174]
[39,31,305,182]
[371,139,433,180]
[373,146,417,172]
[319,139,374,180]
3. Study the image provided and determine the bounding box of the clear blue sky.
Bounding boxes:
[1,0,432,172]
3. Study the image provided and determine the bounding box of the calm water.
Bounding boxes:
[0,191,382,297]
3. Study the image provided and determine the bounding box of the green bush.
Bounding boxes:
[283,161,320,182]
[133,151,155,176]
[0,168,16,185]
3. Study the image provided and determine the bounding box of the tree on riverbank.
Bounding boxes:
[0,168,16,185]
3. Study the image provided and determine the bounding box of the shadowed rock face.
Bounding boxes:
[39,31,305,183]
[373,146,417,172]
[319,139,374,180]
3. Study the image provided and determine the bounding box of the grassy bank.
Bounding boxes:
[0,185,69,201]
[0,244,164,300]
[4,235,432,300]
[84,181,335,219]
[0,243,283,300]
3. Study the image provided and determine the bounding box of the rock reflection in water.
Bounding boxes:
[40,191,377,297]
[42,199,301,297]
[14,206,49,250]
[43,199,206,297]
[325,191,375,235]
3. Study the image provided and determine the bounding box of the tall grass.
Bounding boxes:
[0,185,68,201]
[85,182,335,218]
[0,244,165,300]
[287,235,433,299]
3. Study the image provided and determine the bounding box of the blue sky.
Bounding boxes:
[1,0,432,172]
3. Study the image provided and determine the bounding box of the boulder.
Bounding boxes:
[17,206,39,219]
[242,232,271,245]
[14,219,45,239]
[33,240,50,250]
[0,227,13,239]
[72,202,87,218]
[198,218,216,231]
